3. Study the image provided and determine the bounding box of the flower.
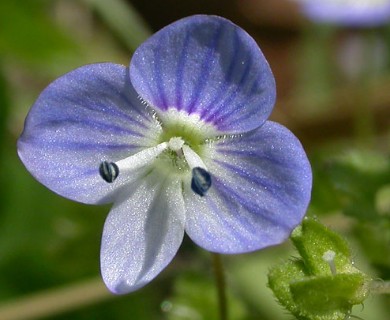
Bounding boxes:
[17,15,312,294]
[294,0,390,26]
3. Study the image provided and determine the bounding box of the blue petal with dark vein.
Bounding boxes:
[130,15,276,134]
[184,121,312,253]
[17,63,160,204]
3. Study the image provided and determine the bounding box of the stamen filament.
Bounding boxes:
[182,145,212,196]
[182,145,208,170]
[115,142,168,172]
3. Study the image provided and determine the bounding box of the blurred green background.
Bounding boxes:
[0,0,389,319]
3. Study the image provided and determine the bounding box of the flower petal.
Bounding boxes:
[17,63,161,204]
[301,2,390,27]
[130,15,276,134]
[100,174,185,294]
[184,121,312,253]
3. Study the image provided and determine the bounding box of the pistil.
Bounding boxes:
[322,250,337,275]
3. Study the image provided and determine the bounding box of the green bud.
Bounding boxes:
[291,273,368,319]
[291,218,358,276]
[268,217,370,320]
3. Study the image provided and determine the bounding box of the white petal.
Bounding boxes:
[100,173,185,294]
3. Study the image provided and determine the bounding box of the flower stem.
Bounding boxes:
[212,253,228,320]
[0,277,112,320]
[370,280,390,294]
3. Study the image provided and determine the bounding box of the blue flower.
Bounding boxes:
[296,0,390,26]
[17,15,312,294]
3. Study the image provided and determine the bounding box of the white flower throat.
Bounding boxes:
[99,109,215,196]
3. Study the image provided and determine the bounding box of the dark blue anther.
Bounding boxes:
[99,161,119,183]
[191,167,211,196]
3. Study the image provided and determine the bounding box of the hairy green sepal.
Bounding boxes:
[268,217,370,320]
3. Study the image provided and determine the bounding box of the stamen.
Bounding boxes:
[99,161,119,183]
[99,138,212,197]
[191,167,212,196]
[182,145,212,196]
[99,142,168,183]
[115,142,168,172]
[182,145,207,170]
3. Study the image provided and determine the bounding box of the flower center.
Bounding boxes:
[99,136,211,196]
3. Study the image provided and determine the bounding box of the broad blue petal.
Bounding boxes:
[17,63,161,204]
[130,15,276,134]
[184,121,312,253]
[101,174,185,294]
[302,2,390,26]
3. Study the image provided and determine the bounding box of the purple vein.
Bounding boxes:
[187,25,225,114]
[199,30,241,120]
[175,32,191,110]
[212,177,292,230]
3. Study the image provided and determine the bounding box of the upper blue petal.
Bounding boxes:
[17,63,161,204]
[184,121,312,253]
[130,15,276,134]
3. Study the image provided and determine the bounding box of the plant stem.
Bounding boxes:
[0,277,113,320]
[370,280,390,294]
[212,253,228,320]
